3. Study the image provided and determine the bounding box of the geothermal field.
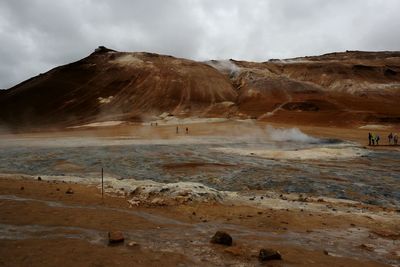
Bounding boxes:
[1,44,400,267]
[0,120,399,266]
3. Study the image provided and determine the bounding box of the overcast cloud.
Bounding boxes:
[0,0,399,88]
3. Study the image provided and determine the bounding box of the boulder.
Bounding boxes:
[108,231,124,245]
[210,231,232,246]
[259,248,282,261]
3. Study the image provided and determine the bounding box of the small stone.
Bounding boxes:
[56,188,60,191]
[20,186,24,190]
[192,211,196,216]
[127,241,139,247]
[323,250,329,255]
[210,231,232,246]
[259,248,282,261]
[108,231,124,245]
[257,211,263,215]
[151,198,166,206]
[178,190,190,197]
[359,243,375,251]
[65,188,74,194]
[37,177,42,181]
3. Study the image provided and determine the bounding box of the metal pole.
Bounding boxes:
[101,167,104,199]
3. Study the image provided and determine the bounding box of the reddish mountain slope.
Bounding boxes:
[1,48,399,129]
[0,47,236,128]
[228,51,400,126]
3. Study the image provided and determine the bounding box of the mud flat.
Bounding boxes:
[0,121,399,266]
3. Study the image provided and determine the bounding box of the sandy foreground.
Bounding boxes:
[0,121,399,266]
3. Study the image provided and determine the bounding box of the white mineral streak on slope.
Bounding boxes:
[69,120,126,128]
[359,124,391,130]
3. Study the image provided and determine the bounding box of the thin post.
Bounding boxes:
[101,167,104,199]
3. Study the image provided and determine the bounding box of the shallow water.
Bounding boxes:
[0,136,399,207]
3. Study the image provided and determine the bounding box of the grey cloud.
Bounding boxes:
[0,0,399,88]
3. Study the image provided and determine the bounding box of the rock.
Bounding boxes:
[127,241,139,247]
[210,231,232,246]
[37,176,42,181]
[128,198,140,206]
[259,248,282,261]
[151,197,166,206]
[20,186,24,190]
[371,229,400,240]
[359,243,375,251]
[108,231,124,245]
[65,188,74,194]
[178,190,190,197]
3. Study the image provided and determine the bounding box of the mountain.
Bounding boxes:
[1,47,399,129]
[230,51,400,126]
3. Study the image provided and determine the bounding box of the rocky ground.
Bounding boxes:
[0,176,399,267]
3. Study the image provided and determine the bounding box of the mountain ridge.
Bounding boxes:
[1,47,399,130]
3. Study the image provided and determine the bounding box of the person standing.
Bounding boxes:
[394,134,398,145]
[376,135,380,145]
[368,132,372,146]
[388,133,393,145]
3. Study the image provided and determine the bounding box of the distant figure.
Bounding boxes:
[371,134,375,145]
[394,134,398,145]
[186,127,189,134]
[388,133,393,145]
[155,122,158,126]
[376,135,380,145]
[150,122,153,126]
[176,126,179,134]
[368,132,372,146]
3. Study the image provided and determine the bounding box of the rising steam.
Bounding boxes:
[205,60,241,77]
[266,125,320,143]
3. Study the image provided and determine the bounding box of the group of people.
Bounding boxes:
[176,126,189,134]
[368,132,398,146]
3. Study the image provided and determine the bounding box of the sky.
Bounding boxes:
[1,0,399,89]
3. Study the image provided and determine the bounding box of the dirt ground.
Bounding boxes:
[0,177,399,267]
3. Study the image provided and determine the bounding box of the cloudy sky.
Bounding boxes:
[1,0,399,88]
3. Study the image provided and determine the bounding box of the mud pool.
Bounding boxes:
[0,134,399,207]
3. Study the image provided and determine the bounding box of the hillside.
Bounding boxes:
[1,48,400,129]
[0,47,236,128]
